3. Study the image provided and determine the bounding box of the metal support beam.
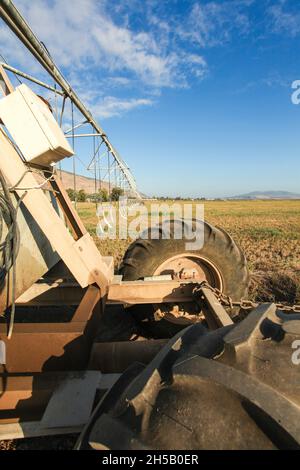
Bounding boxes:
[199,287,234,329]
[16,277,203,307]
[0,62,64,96]
[64,120,88,134]
[108,279,197,304]
[66,133,102,139]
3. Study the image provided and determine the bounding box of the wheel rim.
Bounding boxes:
[152,253,223,325]
[153,253,223,289]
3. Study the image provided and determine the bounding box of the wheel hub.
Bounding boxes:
[153,253,223,325]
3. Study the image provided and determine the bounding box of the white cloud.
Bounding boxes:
[91,23,174,87]
[0,0,165,119]
[0,0,207,123]
[268,1,300,37]
[177,0,253,47]
[95,96,153,119]
[106,77,132,87]
[6,0,206,90]
[0,0,257,120]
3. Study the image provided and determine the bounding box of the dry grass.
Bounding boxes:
[77,199,300,304]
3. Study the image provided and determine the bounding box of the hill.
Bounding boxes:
[58,170,109,193]
[228,191,300,200]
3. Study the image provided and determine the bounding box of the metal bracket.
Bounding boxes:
[0,340,6,365]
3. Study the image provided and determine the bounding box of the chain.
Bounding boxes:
[195,282,300,314]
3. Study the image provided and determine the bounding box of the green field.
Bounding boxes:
[77,199,300,304]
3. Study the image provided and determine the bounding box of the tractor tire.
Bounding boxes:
[119,219,249,338]
[77,304,300,450]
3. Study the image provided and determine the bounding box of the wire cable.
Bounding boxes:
[0,169,25,338]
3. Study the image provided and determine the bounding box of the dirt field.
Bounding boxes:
[78,198,300,304]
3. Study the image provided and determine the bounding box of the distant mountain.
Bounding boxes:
[54,170,141,197]
[58,170,109,193]
[228,191,300,200]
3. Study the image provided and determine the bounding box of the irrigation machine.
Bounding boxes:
[0,0,299,450]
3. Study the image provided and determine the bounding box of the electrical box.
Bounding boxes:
[0,84,73,167]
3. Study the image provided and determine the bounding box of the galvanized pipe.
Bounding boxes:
[65,133,103,139]
[0,0,141,198]
[0,62,65,95]
[64,120,88,134]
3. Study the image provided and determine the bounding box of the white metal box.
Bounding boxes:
[0,84,73,167]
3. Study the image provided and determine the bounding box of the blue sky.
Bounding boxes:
[1,0,300,197]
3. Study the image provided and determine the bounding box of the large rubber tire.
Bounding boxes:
[119,220,249,338]
[78,306,300,450]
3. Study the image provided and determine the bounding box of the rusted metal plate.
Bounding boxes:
[0,323,90,373]
[0,373,68,422]
[0,285,102,373]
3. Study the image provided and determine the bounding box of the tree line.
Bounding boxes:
[66,187,124,202]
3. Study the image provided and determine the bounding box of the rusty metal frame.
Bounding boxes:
[0,66,196,434]
[0,284,105,427]
[16,278,198,306]
[0,281,234,434]
[0,54,237,439]
[108,278,197,304]
[0,285,102,374]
